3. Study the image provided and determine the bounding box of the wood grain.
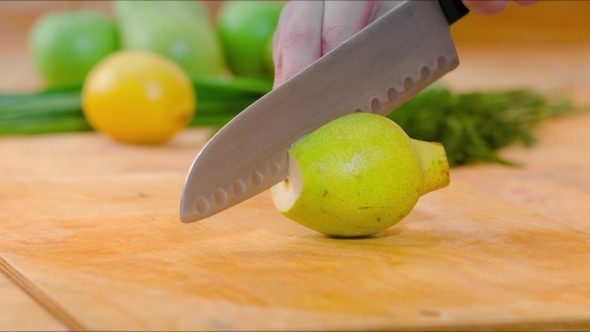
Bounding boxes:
[0,111,590,330]
[451,1,590,45]
[1,170,590,330]
[0,269,67,331]
[452,113,590,235]
[0,128,214,178]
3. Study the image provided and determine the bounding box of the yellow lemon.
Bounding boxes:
[82,50,196,145]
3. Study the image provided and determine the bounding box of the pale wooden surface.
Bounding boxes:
[2,1,590,331]
[453,114,590,235]
[0,113,590,331]
[0,272,66,331]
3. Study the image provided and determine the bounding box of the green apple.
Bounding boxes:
[29,11,119,88]
[113,0,228,78]
[271,112,450,238]
[217,0,284,78]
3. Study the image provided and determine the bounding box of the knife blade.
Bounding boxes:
[180,0,469,223]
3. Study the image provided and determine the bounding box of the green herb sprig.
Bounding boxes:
[388,84,575,167]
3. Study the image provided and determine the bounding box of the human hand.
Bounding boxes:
[271,0,538,88]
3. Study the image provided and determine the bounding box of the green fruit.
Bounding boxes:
[113,0,227,78]
[29,11,119,88]
[217,1,284,78]
[271,113,450,238]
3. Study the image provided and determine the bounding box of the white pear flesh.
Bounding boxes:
[271,112,450,238]
[271,154,303,212]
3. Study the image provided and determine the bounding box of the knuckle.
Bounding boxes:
[273,54,283,83]
[280,68,302,85]
[281,67,300,81]
[321,24,353,51]
[274,54,283,74]
[282,25,316,51]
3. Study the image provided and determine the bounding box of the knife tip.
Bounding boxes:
[179,197,202,223]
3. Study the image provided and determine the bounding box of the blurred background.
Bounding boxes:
[1,0,589,96]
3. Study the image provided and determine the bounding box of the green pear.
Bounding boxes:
[271,112,450,238]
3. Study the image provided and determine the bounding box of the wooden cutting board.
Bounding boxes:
[1,110,590,331]
[0,273,66,331]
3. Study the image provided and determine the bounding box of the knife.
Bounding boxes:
[180,0,469,223]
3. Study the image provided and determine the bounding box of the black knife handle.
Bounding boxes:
[437,0,470,25]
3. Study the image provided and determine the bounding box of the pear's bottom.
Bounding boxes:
[411,139,451,196]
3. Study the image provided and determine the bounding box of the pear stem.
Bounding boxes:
[411,139,451,196]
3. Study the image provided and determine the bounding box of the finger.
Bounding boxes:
[462,0,508,16]
[275,1,324,87]
[321,0,375,55]
[272,31,283,90]
[272,2,294,89]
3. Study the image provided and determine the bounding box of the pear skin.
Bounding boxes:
[271,113,450,238]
